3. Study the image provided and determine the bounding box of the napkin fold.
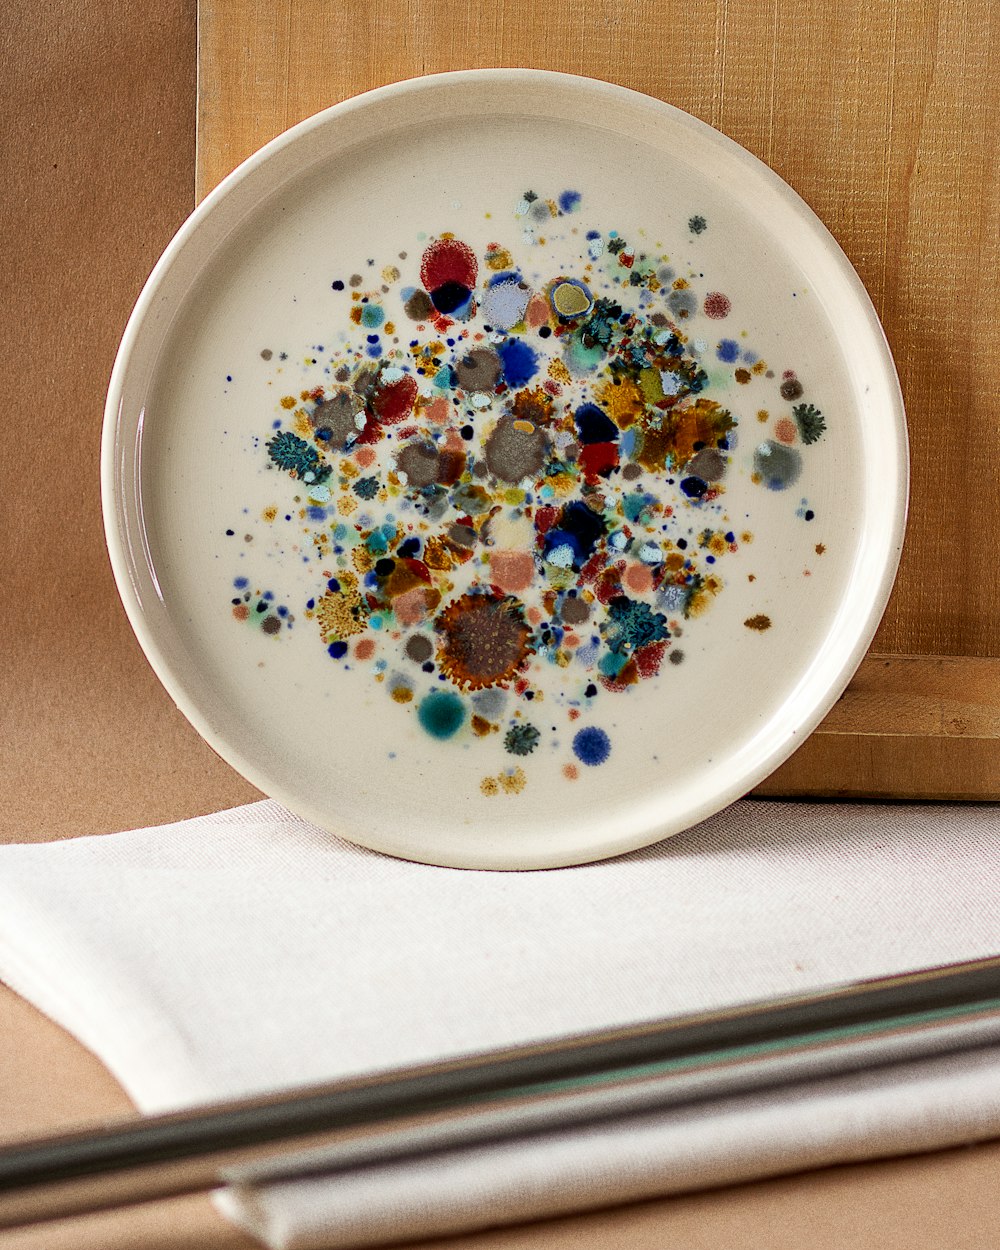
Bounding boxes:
[1,799,998,1248]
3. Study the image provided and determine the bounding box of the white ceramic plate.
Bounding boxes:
[103,70,907,869]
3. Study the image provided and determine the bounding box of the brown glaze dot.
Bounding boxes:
[561,596,591,625]
[395,442,440,488]
[405,633,433,663]
[404,289,435,321]
[484,417,548,483]
[454,348,501,393]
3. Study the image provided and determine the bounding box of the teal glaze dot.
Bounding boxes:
[361,303,385,328]
[418,690,467,740]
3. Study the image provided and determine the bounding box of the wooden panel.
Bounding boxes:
[764,653,1000,799]
[195,0,1000,798]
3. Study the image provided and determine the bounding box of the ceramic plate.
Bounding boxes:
[103,70,907,869]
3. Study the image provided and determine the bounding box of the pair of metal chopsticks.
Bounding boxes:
[2,954,1000,1230]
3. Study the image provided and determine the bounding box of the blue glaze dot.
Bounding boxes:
[417,690,467,740]
[716,339,740,363]
[572,726,611,766]
[558,189,582,213]
[328,641,348,659]
[497,337,539,387]
[233,577,249,589]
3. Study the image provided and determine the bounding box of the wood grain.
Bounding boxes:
[196,0,1000,798]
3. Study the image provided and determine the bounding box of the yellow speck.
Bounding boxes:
[280,395,297,409]
[480,777,499,796]
[757,409,769,423]
[337,495,357,516]
[391,686,413,704]
[262,506,277,523]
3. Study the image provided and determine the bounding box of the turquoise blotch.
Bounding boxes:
[418,690,467,740]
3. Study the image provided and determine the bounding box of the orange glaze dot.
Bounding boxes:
[563,763,579,780]
[568,708,580,720]
[527,606,543,626]
[232,604,249,621]
[354,446,376,467]
[624,562,653,593]
[775,417,797,444]
[354,638,376,660]
[563,633,579,648]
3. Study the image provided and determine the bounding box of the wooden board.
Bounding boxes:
[196,0,1000,799]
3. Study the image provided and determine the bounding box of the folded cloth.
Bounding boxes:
[0,799,998,1248]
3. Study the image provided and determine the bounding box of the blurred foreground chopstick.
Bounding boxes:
[3,954,1000,1230]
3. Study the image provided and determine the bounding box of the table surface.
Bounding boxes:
[1,0,999,1246]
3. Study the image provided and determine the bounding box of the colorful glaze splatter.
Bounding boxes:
[229,192,828,785]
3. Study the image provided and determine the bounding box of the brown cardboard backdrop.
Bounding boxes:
[0,0,260,845]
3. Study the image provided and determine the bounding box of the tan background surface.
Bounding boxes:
[1,0,999,1245]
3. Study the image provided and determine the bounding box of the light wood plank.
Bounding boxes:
[196,0,1000,799]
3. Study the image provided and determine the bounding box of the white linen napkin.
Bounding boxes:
[1,799,998,1249]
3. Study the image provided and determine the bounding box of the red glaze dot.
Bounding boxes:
[420,239,478,293]
[703,292,732,319]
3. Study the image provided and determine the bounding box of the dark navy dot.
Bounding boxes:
[805,510,815,521]
[374,557,395,577]
[327,578,340,592]
[680,476,708,499]
[585,683,598,697]
[431,281,472,315]
[226,529,235,536]
[461,425,474,440]
[332,280,345,290]
[677,539,687,550]
[538,326,552,338]
[328,641,348,659]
